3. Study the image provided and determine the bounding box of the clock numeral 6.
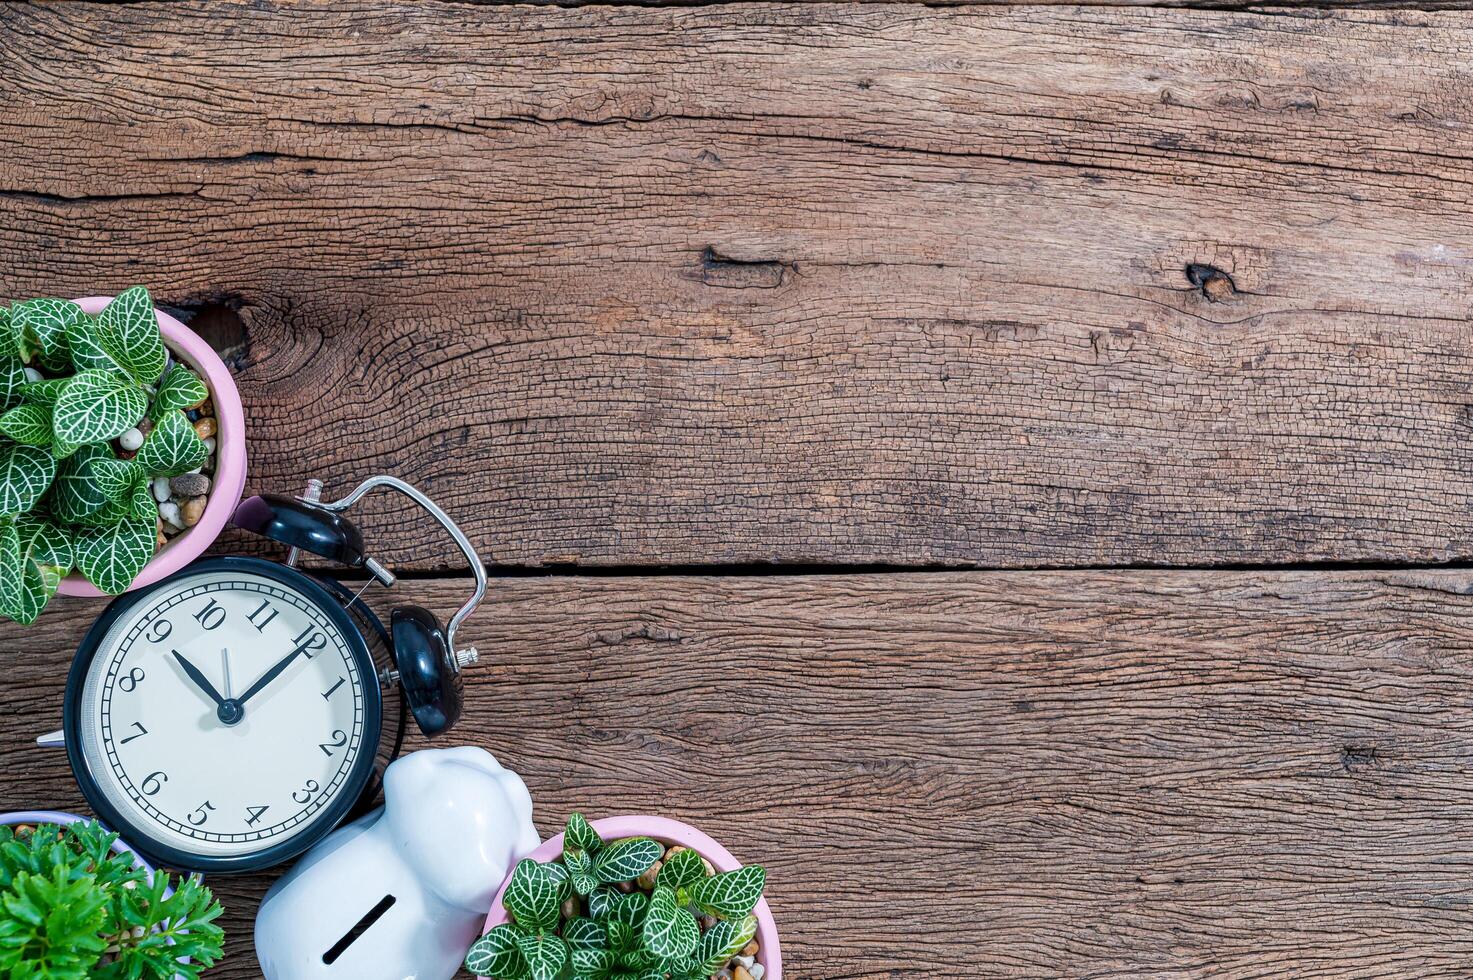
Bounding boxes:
[318,730,348,757]
[145,619,172,644]
[245,804,270,826]
[140,771,168,796]
[291,779,320,805]
[193,598,226,631]
[187,800,216,826]
[118,667,146,693]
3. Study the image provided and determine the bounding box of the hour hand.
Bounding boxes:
[172,650,226,707]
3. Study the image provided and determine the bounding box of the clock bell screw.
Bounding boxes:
[285,479,324,569]
[378,648,477,687]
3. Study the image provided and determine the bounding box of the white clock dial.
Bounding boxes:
[75,567,375,860]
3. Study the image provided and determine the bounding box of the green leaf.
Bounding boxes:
[150,363,209,420]
[10,299,82,371]
[74,514,155,595]
[657,848,706,893]
[0,356,24,413]
[689,865,766,920]
[608,891,648,932]
[87,287,167,386]
[544,858,573,905]
[47,443,115,524]
[641,886,698,962]
[0,402,52,448]
[0,522,23,622]
[53,369,146,447]
[566,813,602,854]
[465,924,526,977]
[593,838,662,884]
[563,916,606,952]
[586,886,619,921]
[570,947,614,979]
[503,859,562,934]
[1,517,72,625]
[604,919,634,955]
[0,443,57,517]
[20,377,68,407]
[565,849,599,897]
[135,409,208,477]
[92,458,146,504]
[512,932,569,980]
[694,915,755,975]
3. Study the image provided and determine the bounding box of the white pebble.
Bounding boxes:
[187,465,203,475]
[119,428,144,451]
[749,965,765,980]
[151,477,171,502]
[203,437,216,453]
[735,956,755,969]
[158,501,183,529]
[22,367,42,383]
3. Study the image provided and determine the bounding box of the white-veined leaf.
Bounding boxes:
[689,865,766,920]
[20,378,67,407]
[512,932,568,980]
[74,513,155,594]
[464,924,525,977]
[0,403,53,448]
[657,848,706,893]
[562,917,606,952]
[5,516,72,624]
[0,521,23,620]
[47,443,115,524]
[608,891,648,932]
[544,858,573,904]
[93,286,167,385]
[92,458,146,503]
[135,409,208,477]
[53,369,147,447]
[593,838,662,884]
[503,859,561,933]
[150,364,209,419]
[0,444,57,517]
[604,919,634,955]
[569,947,613,979]
[566,812,602,854]
[10,298,82,371]
[565,849,598,897]
[640,886,698,962]
[694,914,756,975]
[0,356,24,413]
[586,886,619,921]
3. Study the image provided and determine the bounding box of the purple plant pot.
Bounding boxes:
[480,815,782,980]
[56,297,248,598]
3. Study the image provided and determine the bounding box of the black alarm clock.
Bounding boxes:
[48,475,488,874]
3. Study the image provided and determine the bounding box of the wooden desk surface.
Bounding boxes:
[3,2,1472,976]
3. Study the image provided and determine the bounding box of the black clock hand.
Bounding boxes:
[235,649,304,707]
[172,650,225,707]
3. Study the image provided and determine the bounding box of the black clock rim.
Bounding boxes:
[64,556,384,875]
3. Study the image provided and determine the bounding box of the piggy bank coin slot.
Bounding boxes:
[322,893,397,964]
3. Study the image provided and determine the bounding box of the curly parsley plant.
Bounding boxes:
[0,287,212,623]
[0,820,224,979]
[466,812,767,980]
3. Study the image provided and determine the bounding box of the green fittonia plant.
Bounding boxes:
[466,813,767,980]
[0,820,224,979]
[0,287,212,623]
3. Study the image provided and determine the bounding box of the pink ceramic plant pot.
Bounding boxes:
[56,297,247,598]
[480,815,782,980]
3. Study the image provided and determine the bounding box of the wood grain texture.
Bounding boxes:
[2,2,1473,569]
[3,570,1473,976]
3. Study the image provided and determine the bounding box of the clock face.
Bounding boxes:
[67,559,382,871]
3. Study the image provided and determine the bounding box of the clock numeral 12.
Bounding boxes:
[291,626,327,660]
[187,801,216,826]
[247,598,280,632]
[193,599,226,631]
[245,805,270,826]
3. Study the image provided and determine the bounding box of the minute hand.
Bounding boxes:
[236,648,307,707]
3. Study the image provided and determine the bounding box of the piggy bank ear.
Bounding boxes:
[383,747,540,912]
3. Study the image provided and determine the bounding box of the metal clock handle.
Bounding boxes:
[308,475,487,673]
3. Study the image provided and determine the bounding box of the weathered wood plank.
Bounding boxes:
[5,3,1473,570]
[3,570,1473,976]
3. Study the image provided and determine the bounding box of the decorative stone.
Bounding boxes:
[747,964,765,980]
[732,967,754,980]
[561,897,578,920]
[193,417,217,440]
[152,477,172,502]
[22,367,42,383]
[170,473,210,497]
[203,437,216,454]
[741,941,759,957]
[118,427,145,451]
[181,496,206,527]
[158,501,183,530]
[636,860,662,891]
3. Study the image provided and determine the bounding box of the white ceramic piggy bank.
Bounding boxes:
[255,747,540,980]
